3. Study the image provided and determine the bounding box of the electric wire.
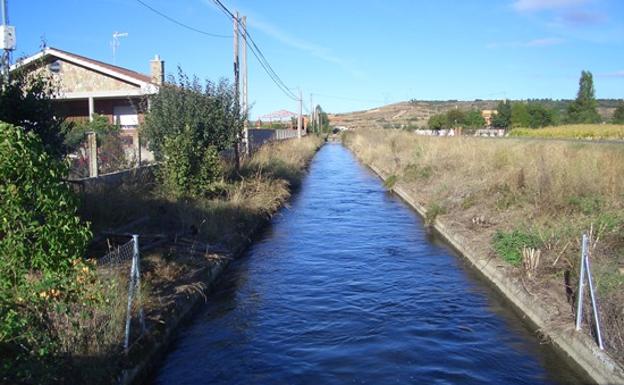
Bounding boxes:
[211,0,299,101]
[135,0,231,38]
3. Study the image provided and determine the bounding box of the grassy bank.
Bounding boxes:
[509,124,624,140]
[343,129,624,365]
[18,136,322,384]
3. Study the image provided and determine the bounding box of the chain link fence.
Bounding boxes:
[99,234,145,350]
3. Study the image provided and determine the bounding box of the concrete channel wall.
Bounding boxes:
[364,162,624,385]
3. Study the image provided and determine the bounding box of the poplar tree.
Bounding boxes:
[566,71,601,124]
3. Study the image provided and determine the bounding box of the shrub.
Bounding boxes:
[0,122,93,380]
[159,126,223,198]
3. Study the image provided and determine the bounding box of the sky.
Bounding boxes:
[8,0,624,118]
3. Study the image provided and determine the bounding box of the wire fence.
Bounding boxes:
[99,234,146,350]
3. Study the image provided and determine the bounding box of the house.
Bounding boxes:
[10,47,164,158]
[481,109,498,127]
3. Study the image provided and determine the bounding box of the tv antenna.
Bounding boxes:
[111,31,128,64]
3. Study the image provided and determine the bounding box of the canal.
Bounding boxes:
[152,143,582,385]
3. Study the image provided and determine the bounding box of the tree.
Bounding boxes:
[511,103,531,128]
[612,103,624,124]
[446,109,466,128]
[464,109,486,129]
[0,68,67,158]
[566,70,601,124]
[492,100,512,128]
[428,113,448,130]
[526,103,556,128]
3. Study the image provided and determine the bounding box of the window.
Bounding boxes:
[113,105,139,129]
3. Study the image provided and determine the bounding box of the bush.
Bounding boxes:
[159,126,223,198]
[65,114,130,175]
[0,122,93,381]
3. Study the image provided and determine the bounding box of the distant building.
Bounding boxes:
[10,47,163,154]
[481,109,498,127]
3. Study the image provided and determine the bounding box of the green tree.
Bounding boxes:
[446,109,466,128]
[0,68,67,158]
[566,70,601,124]
[492,100,512,128]
[612,102,624,124]
[511,103,531,128]
[0,122,92,379]
[526,103,556,128]
[428,113,448,130]
[464,109,486,129]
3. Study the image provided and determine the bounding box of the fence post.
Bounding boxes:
[575,233,605,350]
[584,243,604,350]
[123,240,137,350]
[87,131,98,178]
[133,234,146,334]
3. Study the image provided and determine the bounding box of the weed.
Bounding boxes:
[567,195,603,215]
[492,229,542,266]
[425,202,447,225]
[384,174,398,189]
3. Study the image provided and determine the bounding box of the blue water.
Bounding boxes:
[152,143,583,385]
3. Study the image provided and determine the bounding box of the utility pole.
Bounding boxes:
[241,16,249,156]
[233,11,240,170]
[297,89,302,139]
[310,93,314,134]
[1,0,16,84]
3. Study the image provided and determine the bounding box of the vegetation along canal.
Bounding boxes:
[152,143,583,385]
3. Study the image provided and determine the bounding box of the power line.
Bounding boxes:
[135,0,231,38]
[211,0,299,101]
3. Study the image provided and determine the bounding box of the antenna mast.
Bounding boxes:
[111,31,128,65]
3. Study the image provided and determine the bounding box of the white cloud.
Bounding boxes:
[599,70,624,78]
[486,37,565,48]
[512,0,591,12]
[525,37,566,46]
[247,18,365,79]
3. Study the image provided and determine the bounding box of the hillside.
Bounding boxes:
[329,99,619,130]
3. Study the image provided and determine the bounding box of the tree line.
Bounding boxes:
[426,71,624,130]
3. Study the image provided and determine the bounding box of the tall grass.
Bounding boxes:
[344,129,624,362]
[510,124,624,140]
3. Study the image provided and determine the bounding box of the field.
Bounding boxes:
[344,129,624,364]
[510,124,624,140]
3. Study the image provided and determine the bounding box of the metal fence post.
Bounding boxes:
[584,245,604,350]
[133,234,146,334]
[123,240,137,350]
[575,234,587,331]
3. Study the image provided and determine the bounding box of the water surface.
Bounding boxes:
[153,143,583,385]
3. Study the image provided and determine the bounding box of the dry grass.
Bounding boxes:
[510,124,624,140]
[344,128,624,363]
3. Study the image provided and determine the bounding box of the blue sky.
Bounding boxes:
[9,0,624,117]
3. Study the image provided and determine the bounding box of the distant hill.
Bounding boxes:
[329,99,621,130]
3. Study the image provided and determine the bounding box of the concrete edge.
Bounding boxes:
[364,161,624,385]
